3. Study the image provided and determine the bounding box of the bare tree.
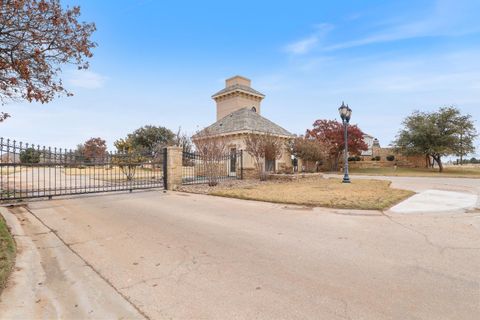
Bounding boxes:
[263,133,284,174]
[174,127,193,153]
[193,129,227,186]
[244,133,263,179]
[244,132,284,180]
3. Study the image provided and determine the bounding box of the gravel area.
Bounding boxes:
[176,174,325,194]
[176,179,265,194]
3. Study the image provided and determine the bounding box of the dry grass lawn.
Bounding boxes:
[349,166,480,178]
[211,178,414,210]
[0,215,15,294]
[63,167,162,181]
[63,166,157,176]
[0,167,23,176]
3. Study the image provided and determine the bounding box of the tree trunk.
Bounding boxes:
[459,133,463,165]
[332,153,340,172]
[255,160,266,181]
[432,155,443,172]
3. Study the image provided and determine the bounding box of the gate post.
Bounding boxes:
[163,147,168,189]
[240,150,244,180]
[164,146,183,190]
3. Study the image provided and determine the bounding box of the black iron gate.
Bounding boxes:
[0,138,165,201]
[182,150,243,185]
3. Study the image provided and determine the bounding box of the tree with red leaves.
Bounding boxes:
[82,137,107,163]
[0,0,96,119]
[306,119,368,171]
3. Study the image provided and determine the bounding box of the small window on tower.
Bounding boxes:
[251,106,257,112]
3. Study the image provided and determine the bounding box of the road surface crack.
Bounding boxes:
[381,212,480,254]
[382,212,439,248]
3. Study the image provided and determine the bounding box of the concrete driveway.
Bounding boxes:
[1,177,480,319]
[326,174,480,214]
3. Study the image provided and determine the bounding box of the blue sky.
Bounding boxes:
[2,0,480,156]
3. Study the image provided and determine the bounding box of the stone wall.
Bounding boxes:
[267,172,323,181]
[242,167,258,179]
[293,147,426,172]
[349,160,395,169]
[358,147,426,168]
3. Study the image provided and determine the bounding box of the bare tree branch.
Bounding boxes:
[0,0,96,111]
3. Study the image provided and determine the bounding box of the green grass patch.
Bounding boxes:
[0,214,15,294]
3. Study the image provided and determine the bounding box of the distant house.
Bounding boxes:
[361,134,381,157]
[355,135,426,167]
[193,76,294,176]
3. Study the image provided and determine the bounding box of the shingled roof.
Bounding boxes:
[211,84,265,99]
[194,108,292,138]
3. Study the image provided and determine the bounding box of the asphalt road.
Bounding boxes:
[1,177,479,319]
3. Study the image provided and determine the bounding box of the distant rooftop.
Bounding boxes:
[194,107,292,138]
[211,75,265,99]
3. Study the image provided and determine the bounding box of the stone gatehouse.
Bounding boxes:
[192,76,294,176]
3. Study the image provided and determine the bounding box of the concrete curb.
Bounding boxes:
[0,206,145,319]
[0,206,47,319]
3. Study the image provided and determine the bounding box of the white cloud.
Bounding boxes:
[260,46,480,150]
[284,23,333,55]
[285,35,318,55]
[67,70,107,89]
[323,0,480,51]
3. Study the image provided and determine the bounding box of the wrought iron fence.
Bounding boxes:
[0,138,165,201]
[182,150,243,185]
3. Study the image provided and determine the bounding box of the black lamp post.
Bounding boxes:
[338,102,352,183]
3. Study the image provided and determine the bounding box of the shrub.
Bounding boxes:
[20,148,41,164]
[371,156,381,161]
[348,156,362,162]
[386,155,395,161]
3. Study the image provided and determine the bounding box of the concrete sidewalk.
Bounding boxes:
[0,206,144,320]
[326,174,480,213]
[390,189,478,214]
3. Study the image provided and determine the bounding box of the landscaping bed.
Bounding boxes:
[0,214,15,294]
[178,176,414,210]
[177,179,271,194]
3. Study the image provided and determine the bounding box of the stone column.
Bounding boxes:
[165,146,183,190]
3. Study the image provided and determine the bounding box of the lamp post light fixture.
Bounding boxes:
[338,102,352,183]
